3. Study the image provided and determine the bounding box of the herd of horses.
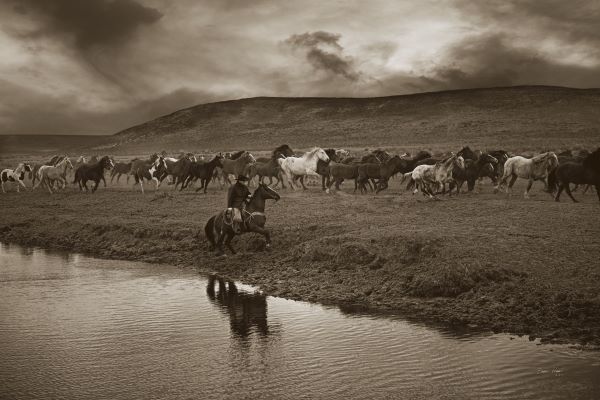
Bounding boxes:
[2,144,599,202]
[1,144,599,255]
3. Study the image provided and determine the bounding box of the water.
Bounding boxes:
[1,243,598,400]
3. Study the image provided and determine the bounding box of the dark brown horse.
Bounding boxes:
[73,156,114,193]
[549,148,600,203]
[204,184,280,256]
[184,155,224,192]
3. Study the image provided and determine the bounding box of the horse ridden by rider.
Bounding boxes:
[205,181,281,256]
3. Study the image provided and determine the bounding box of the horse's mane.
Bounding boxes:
[230,150,245,160]
[274,144,293,156]
[413,150,432,161]
[582,148,600,172]
[531,151,555,163]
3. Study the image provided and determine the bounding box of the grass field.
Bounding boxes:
[1,170,599,346]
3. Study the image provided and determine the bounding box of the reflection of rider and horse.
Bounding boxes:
[4,143,600,255]
[206,274,271,339]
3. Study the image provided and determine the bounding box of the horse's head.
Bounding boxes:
[23,163,32,172]
[257,183,281,202]
[546,152,559,169]
[335,149,350,160]
[242,152,255,163]
[63,157,74,170]
[481,153,498,165]
[149,153,159,162]
[154,156,168,172]
[454,155,465,170]
[100,156,114,170]
[313,148,330,163]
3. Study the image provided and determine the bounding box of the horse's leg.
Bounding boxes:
[247,222,271,249]
[18,179,27,192]
[300,176,307,190]
[507,174,518,196]
[92,179,100,193]
[224,232,236,255]
[215,229,227,256]
[595,185,600,203]
[564,183,578,203]
[102,175,107,188]
[524,179,533,199]
[555,183,564,201]
[45,178,53,194]
[1,181,5,193]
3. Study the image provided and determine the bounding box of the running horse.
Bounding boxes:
[1,163,32,193]
[548,147,600,203]
[73,155,114,193]
[278,147,330,190]
[495,152,559,198]
[204,184,280,256]
[34,157,73,194]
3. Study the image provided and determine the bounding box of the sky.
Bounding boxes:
[1,0,600,135]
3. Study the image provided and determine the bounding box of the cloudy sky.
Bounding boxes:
[1,0,599,135]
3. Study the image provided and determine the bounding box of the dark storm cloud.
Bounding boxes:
[285,31,361,81]
[0,79,222,135]
[14,0,162,50]
[419,33,600,90]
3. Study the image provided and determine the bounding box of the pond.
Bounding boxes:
[0,243,598,399]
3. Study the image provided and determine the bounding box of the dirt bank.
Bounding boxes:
[1,179,599,346]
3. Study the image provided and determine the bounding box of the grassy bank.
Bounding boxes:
[1,177,599,346]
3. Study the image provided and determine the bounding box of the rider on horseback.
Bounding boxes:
[226,175,251,233]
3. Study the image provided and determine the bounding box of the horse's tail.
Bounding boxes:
[547,166,558,194]
[204,215,216,247]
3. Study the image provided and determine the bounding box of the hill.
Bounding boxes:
[2,86,600,157]
[111,86,600,153]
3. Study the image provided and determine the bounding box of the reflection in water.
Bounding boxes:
[206,274,269,340]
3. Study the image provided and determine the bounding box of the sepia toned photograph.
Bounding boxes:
[1,1,599,399]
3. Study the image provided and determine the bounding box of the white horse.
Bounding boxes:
[1,163,32,193]
[495,152,559,198]
[278,147,330,190]
[34,157,73,193]
[409,154,464,199]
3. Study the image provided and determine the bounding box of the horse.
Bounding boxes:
[487,150,510,180]
[30,155,64,187]
[246,156,286,189]
[495,152,559,198]
[278,147,330,190]
[182,155,224,192]
[326,162,360,192]
[548,148,600,203]
[159,153,196,187]
[286,148,335,191]
[131,155,167,193]
[204,183,280,256]
[457,146,482,161]
[449,153,498,194]
[34,157,73,194]
[409,154,465,199]
[1,163,32,193]
[110,161,133,184]
[220,151,256,185]
[73,156,114,193]
[356,156,405,194]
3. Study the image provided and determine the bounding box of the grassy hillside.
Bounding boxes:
[2,86,599,157]
[112,86,600,153]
